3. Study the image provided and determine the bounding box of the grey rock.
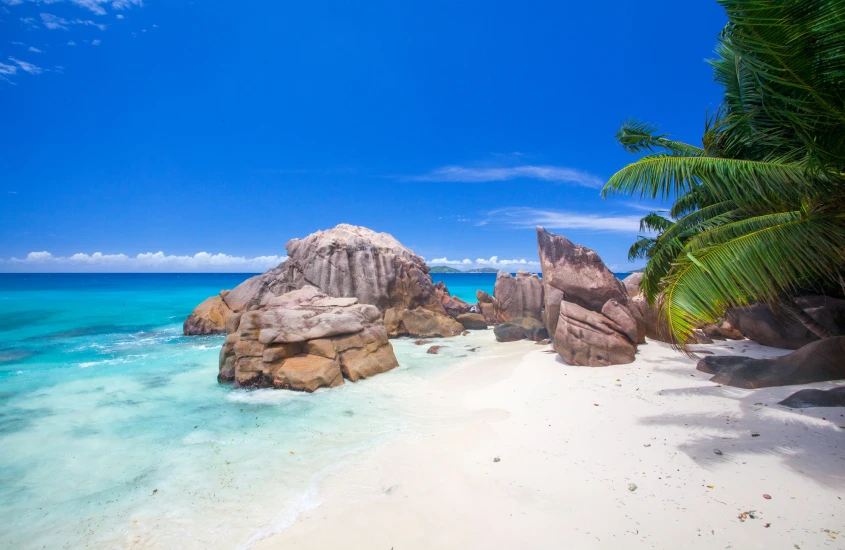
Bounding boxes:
[697,336,845,388]
[779,386,845,408]
[729,296,845,349]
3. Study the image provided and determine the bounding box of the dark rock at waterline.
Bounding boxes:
[434,281,474,318]
[219,286,399,391]
[728,296,845,350]
[456,313,487,330]
[779,386,845,408]
[494,317,548,343]
[696,336,845,389]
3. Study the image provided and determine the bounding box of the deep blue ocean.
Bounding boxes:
[0,272,629,548]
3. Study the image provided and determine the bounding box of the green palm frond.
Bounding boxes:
[660,213,845,348]
[603,155,824,209]
[638,212,673,233]
[615,119,705,157]
[627,236,656,262]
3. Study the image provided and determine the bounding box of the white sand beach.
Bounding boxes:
[254,333,845,550]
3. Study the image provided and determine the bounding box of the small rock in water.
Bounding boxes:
[628,483,637,492]
[763,494,771,499]
[714,449,723,455]
[414,339,432,346]
[426,345,443,355]
[643,443,651,447]
[493,457,501,463]
[462,330,470,336]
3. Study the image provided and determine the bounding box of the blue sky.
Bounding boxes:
[0,0,727,272]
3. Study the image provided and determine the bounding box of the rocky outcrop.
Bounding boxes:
[475,290,498,324]
[621,272,643,299]
[779,386,845,408]
[383,307,464,338]
[493,317,548,343]
[696,336,845,389]
[434,281,474,318]
[537,227,640,366]
[456,313,488,330]
[185,224,457,338]
[219,286,399,391]
[492,271,544,323]
[728,296,845,349]
[183,295,233,335]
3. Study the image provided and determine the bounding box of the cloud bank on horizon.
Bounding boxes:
[0,251,287,273]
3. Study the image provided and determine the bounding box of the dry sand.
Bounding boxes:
[254,334,845,550]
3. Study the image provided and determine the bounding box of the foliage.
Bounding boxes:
[607,0,845,348]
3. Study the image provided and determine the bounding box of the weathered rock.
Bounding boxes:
[779,386,845,408]
[492,271,544,323]
[186,224,456,338]
[219,286,399,391]
[621,272,643,299]
[476,290,494,303]
[494,317,548,343]
[183,295,233,335]
[434,281,474,318]
[728,296,845,349]
[554,301,637,366]
[456,313,488,330]
[696,336,845,389]
[537,227,639,365]
[426,345,443,355]
[384,307,464,338]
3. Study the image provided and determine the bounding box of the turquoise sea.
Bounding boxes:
[0,273,499,549]
[0,272,631,548]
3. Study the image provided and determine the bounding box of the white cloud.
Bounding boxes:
[9,57,42,74]
[28,46,41,52]
[75,18,107,30]
[482,207,648,233]
[429,255,539,270]
[66,40,76,45]
[40,12,68,29]
[1,251,288,273]
[111,0,142,9]
[431,257,473,265]
[412,165,604,188]
[70,0,109,15]
[115,13,122,18]
[0,62,17,75]
[90,38,100,45]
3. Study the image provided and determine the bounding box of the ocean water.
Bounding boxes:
[0,273,499,549]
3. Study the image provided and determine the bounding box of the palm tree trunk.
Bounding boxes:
[782,299,834,340]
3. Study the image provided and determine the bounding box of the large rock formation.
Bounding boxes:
[728,296,845,349]
[434,281,474,318]
[492,271,544,323]
[185,224,456,338]
[696,336,845,389]
[493,317,548,343]
[219,286,399,391]
[621,272,643,299]
[475,290,498,324]
[537,227,641,366]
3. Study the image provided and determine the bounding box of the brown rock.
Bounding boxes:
[398,308,464,338]
[553,301,636,366]
[728,296,845,349]
[186,224,449,335]
[697,336,845,388]
[219,286,399,391]
[492,271,544,323]
[183,295,233,335]
[426,345,443,354]
[494,317,548,342]
[621,272,643,299]
[456,313,488,330]
[537,227,639,365]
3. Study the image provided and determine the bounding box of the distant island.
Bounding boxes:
[430,266,500,273]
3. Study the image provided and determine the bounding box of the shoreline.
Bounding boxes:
[251,334,845,549]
